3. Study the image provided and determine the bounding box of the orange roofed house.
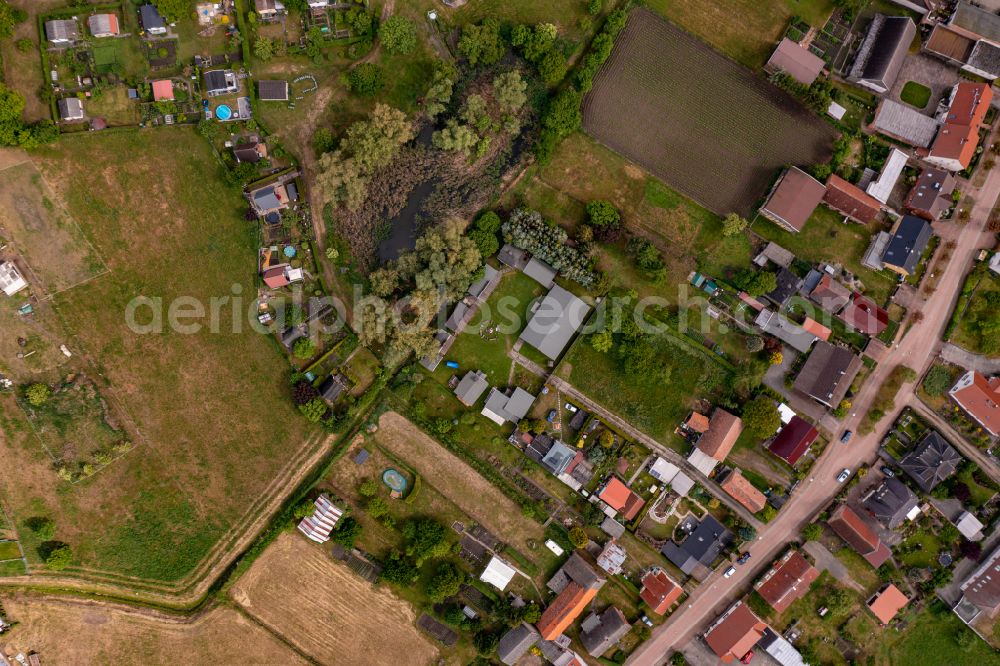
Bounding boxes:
[719,469,767,513]
[597,477,645,521]
[639,568,683,615]
[867,583,908,624]
[823,175,882,224]
[754,550,819,614]
[704,601,767,663]
[927,82,993,172]
[537,552,606,640]
[950,370,1000,437]
[827,504,892,568]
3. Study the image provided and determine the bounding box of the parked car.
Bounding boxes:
[724,566,736,578]
[565,403,579,413]
[546,409,557,423]
[837,468,851,483]
[737,552,751,565]
[740,651,754,665]
[640,615,654,627]
[840,430,853,444]
[881,466,895,478]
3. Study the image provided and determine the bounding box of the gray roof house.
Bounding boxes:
[881,215,932,276]
[454,370,489,406]
[871,99,939,148]
[964,40,1000,79]
[546,551,605,594]
[467,265,500,300]
[900,431,962,492]
[580,607,631,657]
[319,374,349,404]
[755,309,817,353]
[204,70,239,97]
[481,387,536,425]
[519,285,591,361]
[139,4,167,34]
[498,243,529,270]
[862,477,919,528]
[849,15,916,93]
[951,1,1000,44]
[660,515,732,575]
[498,623,540,665]
[541,441,577,475]
[45,19,79,44]
[258,80,289,101]
[765,267,802,307]
[523,257,557,287]
[793,341,863,408]
[57,98,84,121]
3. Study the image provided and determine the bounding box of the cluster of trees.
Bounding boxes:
[379,517,458,594]
[424,64,455,120]
[626,236,667,284]
[511,23,567,86]
[362,221,483,365]
[965,290,1000,354]
[433,70,527,161]
[574,9,626,92]
[379,15,417,55]
[502,208,596,286]
[151,0,189,21]
[23,382,51,407]
[590,298,671,381]
[0,84,58,148]
[457,18,507,67]
[290,377,341,428]
[0,0,25,39]
[467,211,501,258]
[722,213,748,237]
[348,62,385,97]
[316,104,415,210]
[741,396,781,440]
[769,71,833,114]
[733,268,778,297]
[584,200,622,241]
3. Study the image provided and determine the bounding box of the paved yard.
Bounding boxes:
[941,342,1000,374]
[889,54,960,112]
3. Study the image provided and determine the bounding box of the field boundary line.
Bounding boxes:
[0,503,29,574]
[230,601,322,665]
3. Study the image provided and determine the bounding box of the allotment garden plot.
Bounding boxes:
[582,8,836,217]
[0,161,107,295]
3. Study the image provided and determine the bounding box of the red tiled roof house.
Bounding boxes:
[768,416,819,466]
[640,568,683,615]
[704,602,767,663]
[950,370,1000,436]
[719,469,767,513]
[827,504,891,568]
[823,175,882,224]
[598,477,646,521]
[754,550,819,614]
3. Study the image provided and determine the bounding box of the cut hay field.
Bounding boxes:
[230,532,440,666]
[0,128,319,586]
[0,594,307,665]
[375,412,545,554]
[582,8,836,217]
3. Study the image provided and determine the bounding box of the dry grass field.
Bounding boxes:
[230,532,440,666]
[0,594,306,665]
[583,9,836,217]
[0,129,319,584]
[375,412,545,553]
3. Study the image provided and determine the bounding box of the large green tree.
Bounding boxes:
[0,0,27,40]
[458,18,505,66]
[742,396,781,439]
[379,15,417,54]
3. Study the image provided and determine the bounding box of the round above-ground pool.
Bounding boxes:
[283,245,297,258]
[215,104,232,121]
[264,212,280,225]
[382,469,408,493]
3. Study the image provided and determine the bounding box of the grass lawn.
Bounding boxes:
[0,540,22,560]
[833,547,881,593]
[769,570,863,666]
[344,347,381,397]
[953,272,1000,357]
[92,37,149,80]
[900,81,931,109]
[86,86,141,126]
[557,331,727,444]
[0,128,318,583]
[0,559,26,576]
[875,603,998,665]
[646,0,835,68]
[957,465,999,507]
[439,271,546,386]
[751,207,898,305]
[897,529,941,567]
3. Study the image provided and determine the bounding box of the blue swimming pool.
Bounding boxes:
[215,104,232,121]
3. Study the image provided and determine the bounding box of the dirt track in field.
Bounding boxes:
[230,532,439,666]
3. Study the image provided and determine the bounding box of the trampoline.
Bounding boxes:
[283,245,297,258]
[382,469,408,493]
[215,104,232,121]
[264,212,280,225]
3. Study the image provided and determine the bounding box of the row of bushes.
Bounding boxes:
[534,8,628,163]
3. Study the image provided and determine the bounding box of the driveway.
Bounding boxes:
[888,53,959,114]
[803,541,864,592]
[940,342,1000,375]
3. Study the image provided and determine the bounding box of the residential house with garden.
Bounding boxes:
[497,623,540,666]
[44,19,79,44]
[905,167,956,220]
[899,431,962,491]
[949,370,1000,436]
[687,408,743,475]
[639,568,683,615]
[139,4,167,35]
[793,341,863,409]
[753,549,819,614]
[849,14,916,93]
[87,13,120,38]
[704,601,767,663]
[827,503,892,568]
[768,415,818,466]
[57,98,84,122]
[839,293,890,337]
[718,469,767,513]
[867,583,909,625]
[758,167,825,232]
[661,515,732,577]
[927,82,993,172]
[823,175,882,224]
[518,285,591,362]
[537,552,606,641]
[881,215,933,277]
[764,38,826,85]
[579,607,630,658]
[860,477,919,528]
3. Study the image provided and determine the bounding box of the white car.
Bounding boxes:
[565,403,579,413]
[836,468,851,483]
[723,566,736,578]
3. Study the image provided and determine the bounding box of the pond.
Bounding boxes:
[376,177,436,263]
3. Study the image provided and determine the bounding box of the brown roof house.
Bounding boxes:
[809,273,851,313]
[905,167,956,220]
[704,601,767,663]
[823,175,882,224]
[768,416,819,466]
[793,341,863,409]
[867,584,909,624]
[950,370,1000,436]
[765,38,826,85]
[754,549,819,614]
[759,167,825,232]
[688,408,743,475]
[639,568,683,615]
[718,469,767,513]
[827,504,892,568]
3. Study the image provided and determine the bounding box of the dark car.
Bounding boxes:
[737,552,752,565]
[840,430,853,444]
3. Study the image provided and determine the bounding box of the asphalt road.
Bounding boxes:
[626,165,1000,665]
